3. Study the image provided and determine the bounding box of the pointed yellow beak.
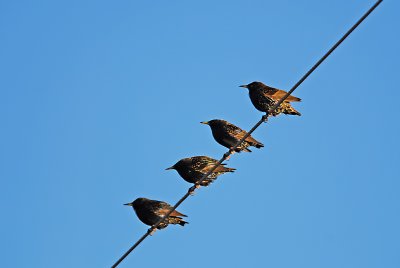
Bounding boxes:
[124,203,133,206]
[200,121,209,125]
[239,85,248,88]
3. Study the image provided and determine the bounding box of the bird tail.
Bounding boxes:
[246,138,264,149]
[224,167,236,173]
[177,220,189,226]
[254,142,264,148]
[214,165,236,175]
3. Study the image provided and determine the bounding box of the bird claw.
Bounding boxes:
[262,114,269,122]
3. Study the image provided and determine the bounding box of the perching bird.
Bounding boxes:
[200,119,264,153]
[124,197,188,230]
[239,81,301,116]
[166,156,235,186]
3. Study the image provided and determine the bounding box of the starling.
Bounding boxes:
[124,197,188,230]
[166,156,235,186]
[239,81,301,116]
[200,119,264,153]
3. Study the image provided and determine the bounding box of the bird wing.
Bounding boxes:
[194,156,229,173]
[269,89,301,102]
[259,85,301,102]
[226,123,245,137]
[192,156,217,170]
[226,123,260,145]
[156,205,187,218]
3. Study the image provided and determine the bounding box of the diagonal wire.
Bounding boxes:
[111,1,382,267]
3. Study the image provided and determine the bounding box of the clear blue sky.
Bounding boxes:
[1,1,398,267]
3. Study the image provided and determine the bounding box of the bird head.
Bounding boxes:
[124,197,147,208]
[201,119,225,129]
[166,158,189,171]
[239,81,265,91]
[166,160,182,170]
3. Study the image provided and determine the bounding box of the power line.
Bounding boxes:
[111,1,382,267]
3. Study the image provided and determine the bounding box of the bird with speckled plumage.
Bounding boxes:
[201,119,264,153]
[124,197,188,231]
[166,156,235,186]
[240,81,301,116]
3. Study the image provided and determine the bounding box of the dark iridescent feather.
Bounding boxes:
[125,197,188,229]
[201,119,264,152]
[166,156,235,186]
[240,81,301,116]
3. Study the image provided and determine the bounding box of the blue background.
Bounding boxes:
[1,1,398,267]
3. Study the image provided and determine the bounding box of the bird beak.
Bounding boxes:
[239,85,248,88]
[124,203,133,206]
[200,121,209,125]
[165,166,174,170]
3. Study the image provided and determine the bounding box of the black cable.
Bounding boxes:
[111,1,382,267]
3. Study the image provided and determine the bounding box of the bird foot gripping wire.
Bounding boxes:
[188,184,200,195]
[224,150,234,160]
[262,114,269,123]
[147,227,157,236]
